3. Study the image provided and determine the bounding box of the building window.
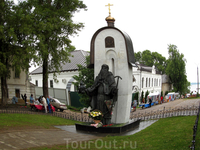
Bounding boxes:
[142,77,144,88]
[146,78,148,87]
[149,78,150,87]
[35,80,38,86]
[15,70,20,78]
[105,36,115,48]
[15,89,20,98]
[50,80,53,88]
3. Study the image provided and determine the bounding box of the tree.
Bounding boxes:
[73,55,94,107]
[135,50,166,74]
[0,1,31,106]
[20,0,87,98]
[134,51,142,63]
[165,44,190,94]
[152,52,167,74]
[140,91,144,103]
[141,50,153,67]
[144,90,149,103]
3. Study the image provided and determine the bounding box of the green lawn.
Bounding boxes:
[0,113,80,130]
[0,114,199,150]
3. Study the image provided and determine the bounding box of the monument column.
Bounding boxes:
[89,4,135,123]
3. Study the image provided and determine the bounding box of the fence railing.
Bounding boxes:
[0,107,93,122]
[190,104,200,150]
[130,106,199,122]
[0,105,199,123]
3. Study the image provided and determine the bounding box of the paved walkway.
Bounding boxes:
[0,98,200,150]
[131,98,200,115]
[0,128,103,150]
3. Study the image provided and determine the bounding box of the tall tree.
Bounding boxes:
[152,52,167,74]
[135,50,166,74]
[21,0,87,98]
[165,44,190,94]
[0,0,31,106]
[73,55,94,107]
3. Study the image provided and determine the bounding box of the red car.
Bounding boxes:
[30,103,55,112]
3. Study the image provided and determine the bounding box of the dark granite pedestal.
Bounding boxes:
[75,119,140,134]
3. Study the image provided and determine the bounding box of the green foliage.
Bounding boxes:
[161,91,163,97]
[140,91,144,103]
[0,1,32,105]
[165,91,169,96]
[16,0,87,97]
[145,90,149,103]
[133,92,139,101]
[197,92,199,98]
[135,50,166,74]
[165,44,190,95]
[73,56,94,107]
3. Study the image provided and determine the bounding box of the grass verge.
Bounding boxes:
[27,116,197,150]
[0,113,80,130]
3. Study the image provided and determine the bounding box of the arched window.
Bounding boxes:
[105,36,115,48]
[142,77,144,88]
[146,78,148,87]
[149,78,150,87]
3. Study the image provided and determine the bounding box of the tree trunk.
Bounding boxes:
[0,53,9,107]
[43,56,49,98]
[1,75,8,107]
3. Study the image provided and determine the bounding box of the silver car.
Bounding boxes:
[49,97,67,112]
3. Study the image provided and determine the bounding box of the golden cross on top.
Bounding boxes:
[105,3,113,14]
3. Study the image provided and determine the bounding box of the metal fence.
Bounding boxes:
[0,107,93,122]
[130,105,199,122]
[190,104,200,150]
[1,105,200,123]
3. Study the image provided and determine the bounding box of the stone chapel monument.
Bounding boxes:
[89,4,135,124]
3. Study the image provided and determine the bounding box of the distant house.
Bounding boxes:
[132,63,162,103]
[29,50,89,92]
[0,69,35,104]
[162,74,173,95]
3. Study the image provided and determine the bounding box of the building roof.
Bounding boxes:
[136,63,162,74]
[30,50,89,75]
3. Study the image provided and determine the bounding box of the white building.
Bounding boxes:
[30,50,162,104]
[29,50,89,92]
[0,68,35,103]
[132,63,162,103]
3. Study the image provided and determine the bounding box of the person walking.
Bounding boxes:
[133,100,137,112]
[24,94,27,106]
[42,96,48,113]
[46,96,51,113]
[30,94,34,104]
[149,97,152,107]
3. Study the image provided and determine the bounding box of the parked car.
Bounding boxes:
[30,102,55,112]
[49,97,67,112]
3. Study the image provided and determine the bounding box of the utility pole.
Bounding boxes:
[197,66,199,94]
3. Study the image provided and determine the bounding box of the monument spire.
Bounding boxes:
[105,3,115,27]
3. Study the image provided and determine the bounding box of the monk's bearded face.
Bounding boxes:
[100,67,108,79]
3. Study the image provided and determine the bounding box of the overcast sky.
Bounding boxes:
[69,0,200,83]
